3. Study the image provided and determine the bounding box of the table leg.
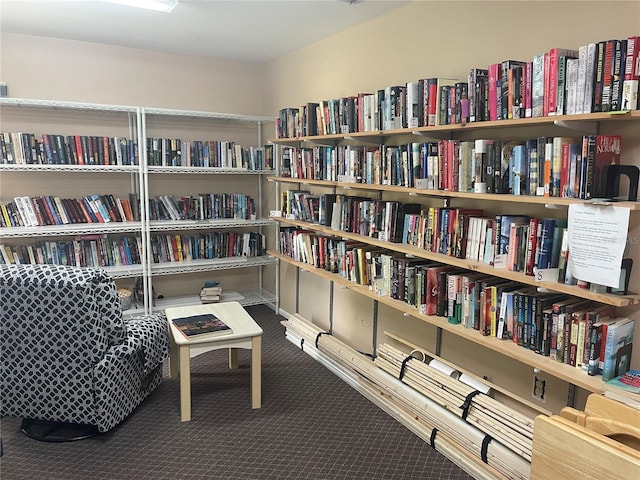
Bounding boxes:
[179,345,191,422]
[169,339,179,378]
[251,336,261,409]
[228,348,238,369]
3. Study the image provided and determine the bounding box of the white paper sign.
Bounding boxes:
[567,203,630,288]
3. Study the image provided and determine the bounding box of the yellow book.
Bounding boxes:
[1,204,12,227]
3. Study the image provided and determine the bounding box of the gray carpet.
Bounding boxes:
[0,305,473,479]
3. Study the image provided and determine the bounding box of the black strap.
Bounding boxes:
[300,338,304,351]
[399,354,414,381]
[460,390,481,421]
[315,332,330,349]
[356,350,377,359]
[429,428,438,449]
[481,435,493,464]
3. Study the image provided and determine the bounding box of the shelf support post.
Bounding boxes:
[372,300,379,357]
[435,327,442,357]
[567,383,576,408]
[296,266,300,313]
[329,281,334,334]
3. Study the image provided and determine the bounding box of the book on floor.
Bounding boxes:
[171,313,232,339]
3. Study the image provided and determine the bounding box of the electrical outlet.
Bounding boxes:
[532,374,547,402]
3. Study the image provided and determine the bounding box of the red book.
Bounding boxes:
[601,40,618,112]
[74,136,84,165]
[425,265,453,316]
[524,61,533,117]
[543,52,550,116]
[449,140,459,192]
[622,35,640,110]
[547,47,579,115]
[525,217,540,276]
[593,134,622,198]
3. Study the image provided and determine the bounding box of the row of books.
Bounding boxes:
[149,231,266,263]
[149,193,256,222]
[144,137,274,170]
[283,191,413,243]
[279,227,634,379]
[1,194,141,228]
[1,132,138,165]
[0,235,142,267]
[402,210,569,275]
[279,133,621,200]
[0,230,267,267]
[276,35,640,137]
[0,132,274,170]
[283,192,609,290]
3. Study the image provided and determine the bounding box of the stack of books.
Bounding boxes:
[200,281,222,304]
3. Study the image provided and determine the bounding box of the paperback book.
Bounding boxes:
[172,313,232,339]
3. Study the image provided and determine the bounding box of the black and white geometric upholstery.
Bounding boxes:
[0,264,169,434]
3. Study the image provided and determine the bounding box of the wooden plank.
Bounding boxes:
[531,415,640,480]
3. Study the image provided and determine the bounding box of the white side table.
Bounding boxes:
[165,301,263,422]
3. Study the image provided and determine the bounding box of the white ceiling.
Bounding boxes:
[0,0,409,63]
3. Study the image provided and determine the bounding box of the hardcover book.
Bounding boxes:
[172,313,232,339]
[602,317,635,381]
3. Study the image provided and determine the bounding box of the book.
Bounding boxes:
[592,134,622,199]
[171,313,232,339]
[602,317,635,381]
[622,35,640,111]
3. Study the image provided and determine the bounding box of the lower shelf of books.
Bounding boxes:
[269,249,607,394]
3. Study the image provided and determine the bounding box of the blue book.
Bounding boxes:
[497,215,529,255]
[536,218,556,269]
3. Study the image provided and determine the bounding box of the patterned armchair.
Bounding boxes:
[0,264,169,440]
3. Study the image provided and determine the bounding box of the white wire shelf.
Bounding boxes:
[0,222,144,238]
[149,255,277,276]
[146,166,275,175]
[151,288,277,312]
[0,164,140,173]
[0,97,138,112]
[148,218,276,231]
[143,106,273,123]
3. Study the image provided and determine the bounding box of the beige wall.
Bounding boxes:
[1,1,639,414]
[0,32,267,115]
[265,1,640,114]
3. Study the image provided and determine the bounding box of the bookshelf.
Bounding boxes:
[0,97,278,314]
[269,110,640,397]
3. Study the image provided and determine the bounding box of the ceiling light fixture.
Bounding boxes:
[102,0,179,13]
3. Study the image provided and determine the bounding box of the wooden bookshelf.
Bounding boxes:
[269,106,640,407]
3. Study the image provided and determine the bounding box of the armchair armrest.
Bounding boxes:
[124,312,170,374]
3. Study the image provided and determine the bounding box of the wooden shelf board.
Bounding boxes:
[268,111,640,145]
[269,178,640,210]
[270,250,606,394]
